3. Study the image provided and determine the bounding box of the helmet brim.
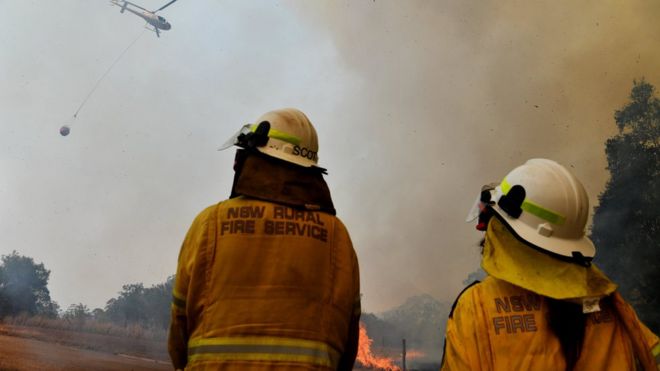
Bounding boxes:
[492,205,596,259]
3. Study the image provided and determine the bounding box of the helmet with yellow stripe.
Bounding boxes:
[489,159,595,263]
[220,108,320,168]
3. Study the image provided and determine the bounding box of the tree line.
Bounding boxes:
[0,252,59,318]
[62,278,173,330]
[0,250,173,331]
[592,79,659,333]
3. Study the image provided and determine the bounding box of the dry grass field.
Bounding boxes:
[0,323,439,370]
[0,324,170,370]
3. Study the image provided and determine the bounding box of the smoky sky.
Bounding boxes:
[0,0,659,313]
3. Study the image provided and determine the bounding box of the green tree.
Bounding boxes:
[103,276,174,329]
[91,307,106,321]
[63,303,91,320]
[0,251,57,317]
[592,79,660,333]
[142,276,174,329]
[105,283,148,326]
[63,303,92,328]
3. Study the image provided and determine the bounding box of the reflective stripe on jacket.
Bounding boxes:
[441,276,659,371]
[187,336,340,368]
[168,197,361,370]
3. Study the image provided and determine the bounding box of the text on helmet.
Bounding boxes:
[292,145,317,161]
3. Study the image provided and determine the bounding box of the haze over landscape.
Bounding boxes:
[1,0,659,317]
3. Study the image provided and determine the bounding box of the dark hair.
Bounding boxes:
[546,298,586,371]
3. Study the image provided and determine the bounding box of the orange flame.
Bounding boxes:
[356,322,401,371]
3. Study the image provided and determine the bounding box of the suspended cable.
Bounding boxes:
[60,28,146,136]
[73,28,147,119]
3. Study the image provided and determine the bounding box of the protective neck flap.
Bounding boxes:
[481,217,616,300]
[230,150,336,215]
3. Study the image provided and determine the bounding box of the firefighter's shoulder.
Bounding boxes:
[194,203,219,224]
[448,280,482,319]
[186,202,225,236]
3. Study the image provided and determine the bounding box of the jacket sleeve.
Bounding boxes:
[168,206,214,370]
[337,249,361,371]
[441,284,484,371]
[168,241,190,369]
[611,292,660,371]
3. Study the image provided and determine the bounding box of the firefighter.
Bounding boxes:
[168,108,361,370]
[442,158,659,370]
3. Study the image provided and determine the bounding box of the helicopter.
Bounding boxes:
[110,0,178,37]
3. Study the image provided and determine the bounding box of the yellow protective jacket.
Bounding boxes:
[441,276,660,370]
[168,197,361,370]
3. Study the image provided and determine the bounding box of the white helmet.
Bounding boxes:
[220,108,320,168]
[489,159,595,261]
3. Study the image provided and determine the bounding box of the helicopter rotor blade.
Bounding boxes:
[123,1,149,12]
[154,0,178,13]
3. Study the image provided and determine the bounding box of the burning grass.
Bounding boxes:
[356,321,431,371]
[357,322,402,370]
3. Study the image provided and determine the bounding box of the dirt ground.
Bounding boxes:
[0,324,171,371]
[0,324,438,370]
[0,324,168,361]
[0,333,171,370]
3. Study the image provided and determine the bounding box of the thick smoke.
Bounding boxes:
[291,0,660,311]
[0,0,658,320]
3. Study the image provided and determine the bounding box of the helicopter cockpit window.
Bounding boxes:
[158,16,165,22]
